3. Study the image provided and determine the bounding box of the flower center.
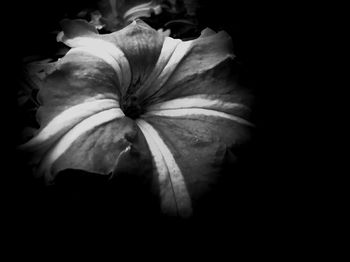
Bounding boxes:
[121,95,144,119]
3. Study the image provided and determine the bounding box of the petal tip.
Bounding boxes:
[60,19,99,37]
[200,28,216,37]
[58,19,99,46]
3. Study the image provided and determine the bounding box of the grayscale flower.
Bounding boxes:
[19,19,253,217]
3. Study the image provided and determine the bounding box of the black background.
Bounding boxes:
[2,0,303,253]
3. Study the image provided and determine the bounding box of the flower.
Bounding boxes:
[98,0,162,31]
[19,19,253,217]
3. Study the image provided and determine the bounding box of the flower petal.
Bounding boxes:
[58,19,99,44]
[57,19,132,94]
[98,0,162,31]
[40,115,154,184]
[138,114,252,214]
[19,50,123,167]
[145,94,252,121]
[123,1,162,22]
[135,36,192,102]
[141,29,244,106]
[104,20,165,95]
[36,51,121,130]
[136,119,192,217]
[58,19,165,98]
[37,110,130,183]
[133,28,253,216]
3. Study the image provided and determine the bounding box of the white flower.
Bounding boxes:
[19,19,253,217]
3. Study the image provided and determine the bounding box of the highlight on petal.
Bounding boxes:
[144,94,252,123]
[136,119,192,217]
[20,99,120,153]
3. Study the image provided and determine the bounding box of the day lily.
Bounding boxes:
[19,18,253,217]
